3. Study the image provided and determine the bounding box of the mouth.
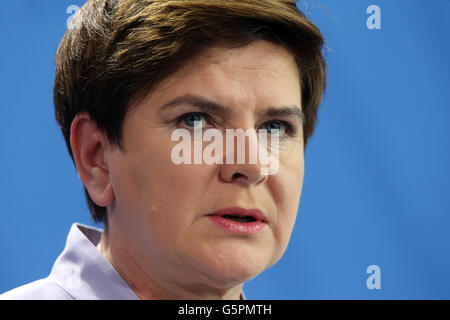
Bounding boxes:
[208,207,268,222]
[220,214,257,223]
[206,207,268,234]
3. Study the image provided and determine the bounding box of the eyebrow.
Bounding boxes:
[161,94,305,124]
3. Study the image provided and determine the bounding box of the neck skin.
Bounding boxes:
[96,225,244,300]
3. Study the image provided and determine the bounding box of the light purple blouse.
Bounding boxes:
[1,223,139,300]
[1,223,246,300]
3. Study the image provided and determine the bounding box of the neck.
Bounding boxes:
[96,225,244,300]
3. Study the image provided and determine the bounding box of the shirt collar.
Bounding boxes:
[48,223,139,300]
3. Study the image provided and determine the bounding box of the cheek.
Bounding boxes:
[271,149,304,252]
[108,155,209,256]
[113,147,216,225]
[276,141,304,203]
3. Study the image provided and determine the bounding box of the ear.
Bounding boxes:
[70,113,115,207]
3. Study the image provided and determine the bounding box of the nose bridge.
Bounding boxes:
[226,127,256,164]
[219,127,269,186]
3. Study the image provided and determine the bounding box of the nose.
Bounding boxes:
[218,128,269,186]
[219,163,268,186]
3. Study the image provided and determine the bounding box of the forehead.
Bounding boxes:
[154,40,301,101]
[193,40,298,76]
[129,40,302,118]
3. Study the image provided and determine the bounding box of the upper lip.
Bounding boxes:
[207,207,268,223]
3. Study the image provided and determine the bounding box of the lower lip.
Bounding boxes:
[208,215,266,234]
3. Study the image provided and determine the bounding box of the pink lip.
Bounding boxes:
[207,207,267,234]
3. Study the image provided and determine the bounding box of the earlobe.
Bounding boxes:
[70,113,115,208]
[94,181,115,207]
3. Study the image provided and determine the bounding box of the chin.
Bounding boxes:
[193,248,272,288]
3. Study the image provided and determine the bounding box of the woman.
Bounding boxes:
[1,0,326,299]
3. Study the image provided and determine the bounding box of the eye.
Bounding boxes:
[177,112,210,129]
[261,120,293,137]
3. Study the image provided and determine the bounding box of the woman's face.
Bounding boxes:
[105,40,304,292]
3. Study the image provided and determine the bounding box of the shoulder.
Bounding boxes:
[0,278,74,300]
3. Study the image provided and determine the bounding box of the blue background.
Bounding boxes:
[1,0,449,299]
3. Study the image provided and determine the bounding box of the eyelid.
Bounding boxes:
[176,113,298,138]
[259,119,296,138]
[175,112,214,128]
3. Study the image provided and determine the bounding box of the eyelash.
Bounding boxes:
[176,112,213,128]
[176,112,296,138]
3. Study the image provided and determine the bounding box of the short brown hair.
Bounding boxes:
[54,0,327,224]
